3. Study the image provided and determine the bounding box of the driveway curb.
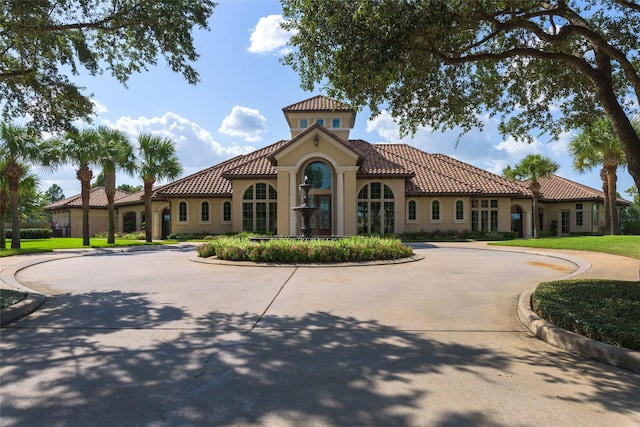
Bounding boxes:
[518,287,640,373]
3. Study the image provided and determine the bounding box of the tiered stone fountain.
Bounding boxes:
[292,175,318,238]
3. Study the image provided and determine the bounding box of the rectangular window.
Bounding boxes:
[455,201,464,221]
[299,118,308,128]
[371,201,381,234]
[315,118,324,126]
[269,202,277,233]
[242,203,253,231]
[179,202,187,222]
[384,202,394,234]
[332,118,341,128]
[357,202,368,234]
[561,211,570,234]
[223,201,231,222]
[370,182,381,199]
[201,202,210,222]
[471,199,498,232]
[576,203,583,227]
[408,201,417,221]
[255,183,266,200]
[431,201,441,221]
[256,202,267,233]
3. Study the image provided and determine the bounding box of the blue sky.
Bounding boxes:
[41,0,635,200]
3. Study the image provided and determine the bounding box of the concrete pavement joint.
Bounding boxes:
[250,267,299,331]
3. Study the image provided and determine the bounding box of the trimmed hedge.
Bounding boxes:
[196,236,414,263]
[5,228,53,239]
[532,279,640,350]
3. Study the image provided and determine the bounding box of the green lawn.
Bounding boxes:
[0,238,174,257]
[489,235,640,259]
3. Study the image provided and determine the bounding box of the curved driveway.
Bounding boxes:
[1,244,639,426]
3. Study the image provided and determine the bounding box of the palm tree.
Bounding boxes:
[62,128,102,246]
[569,118,627,235]
[97,126,137,244]
[137,134,182,242]
[0,122,40,248]
[0,160,40,249]
[504,154,559,239]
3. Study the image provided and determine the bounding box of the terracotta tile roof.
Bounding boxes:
[533,175,631,205]
[156,141,289,197]
[349,140,414,177]
[44,187,130,210]
[375,144,531,196]
[282,95,354,112]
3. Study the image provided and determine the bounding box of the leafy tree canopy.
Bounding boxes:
[282,0,640,189]
[44,183,65,204]
[0,0,216,131]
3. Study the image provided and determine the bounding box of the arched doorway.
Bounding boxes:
[161,208,171,239]
[511,205,523,237]
[304,161,332,235]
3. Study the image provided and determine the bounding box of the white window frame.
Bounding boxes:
[221,200,232,224]
[177,200,189,224]
[453,199,466,223]
[407,199,418,223]
[199,200,211,224]
[430,199,442,223]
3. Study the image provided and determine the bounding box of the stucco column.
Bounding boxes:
[336,171,344,236]
[289,171,298,236]
[523,211,533,239]
[152,211,161,240]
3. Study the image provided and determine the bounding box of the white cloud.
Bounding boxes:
[104,112,255,173]
[218,105,267,142]
[248,15,295,55]
[91,99,108,114]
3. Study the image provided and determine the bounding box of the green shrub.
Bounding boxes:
[93,231,146,240]
[532,279,640,350]
[196,236,414,263]
[5,228,53,239]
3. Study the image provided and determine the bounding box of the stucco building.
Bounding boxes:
[46,96,630,239]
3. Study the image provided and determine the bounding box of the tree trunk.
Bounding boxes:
[5,159,24,249]
[0,187,6,249]
[593,74,640,192]
[531,181,540,239]
[600,168,611,234]
[104,168,116,244]
[77,164,93,246]
[144,179,155,243]
[605,163,620,235]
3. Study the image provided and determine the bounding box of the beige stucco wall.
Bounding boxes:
[171,198,234,236]
[539,201,604,235]
[50,208,109,238]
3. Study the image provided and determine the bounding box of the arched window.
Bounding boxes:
[178,201,188,223]
[242,183,277,233]
[223,201,231,223]
[200,201,210,222]
[407,200,417,222]
[455,200,465,222]
[357,182,395,235]
[304,161,332,189]
[431,200,441,222]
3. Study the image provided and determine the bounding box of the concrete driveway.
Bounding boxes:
[1,244,639,426]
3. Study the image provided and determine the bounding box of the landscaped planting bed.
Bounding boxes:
[532,279,640,350]
[196,236,414,263]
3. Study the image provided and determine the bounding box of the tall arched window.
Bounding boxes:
[431,200,441,222]
[455,200,465,222]
[201,201,210,222]
[407,200,417,222]
[223,201,231,223]
[357,182,395,234]
[178,201,188,223]
[243,183,277,233]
